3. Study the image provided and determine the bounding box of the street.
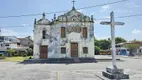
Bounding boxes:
[0,56,142,80]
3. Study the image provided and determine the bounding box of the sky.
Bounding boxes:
[0,0,142,41]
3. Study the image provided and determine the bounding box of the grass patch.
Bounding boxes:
[3,56,32,62]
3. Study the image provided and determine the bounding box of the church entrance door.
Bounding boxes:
[40,45,48,59]
[71,43,78,57]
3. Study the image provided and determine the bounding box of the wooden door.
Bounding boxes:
[71,43,78,57]
[40,45,48,59]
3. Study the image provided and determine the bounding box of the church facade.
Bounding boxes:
[33,5,94,59]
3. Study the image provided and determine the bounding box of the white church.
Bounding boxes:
[33,1,94,59]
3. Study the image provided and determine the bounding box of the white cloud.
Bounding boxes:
[132,29,142,34]
[78,9,86,13]
[1,28,19,36]
[115,10,133,13]
[103,16,110,19]
[100,5,110,12]
[1,28,33,38]
[126,2,142,8]
[97,36,110,40]
[95,34,110,40]
[94,20,102,25]
[90,12,95,15]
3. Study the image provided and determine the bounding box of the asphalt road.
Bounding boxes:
[0,56,142,80]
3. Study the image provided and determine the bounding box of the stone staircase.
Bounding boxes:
[20,58,97,64]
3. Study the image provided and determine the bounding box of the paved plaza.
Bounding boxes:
[0,56,142,80]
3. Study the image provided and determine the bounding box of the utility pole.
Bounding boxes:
[100,11,129,79]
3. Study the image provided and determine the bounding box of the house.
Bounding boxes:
[0,36,21,49]
[116,42,142,56]
[0,36,31,55]
[0,36,21,56]
[18,36,33,48]
[33,2,94,59]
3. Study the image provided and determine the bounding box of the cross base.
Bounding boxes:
[102,67,129,79]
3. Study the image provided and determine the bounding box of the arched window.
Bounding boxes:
[42,30,46,39]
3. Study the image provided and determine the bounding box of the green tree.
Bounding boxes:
[94,37,99,47]
[6,49,16,57]
[26,48,33,56]
[115,37,126,44]
[29,44,33,49]
[95,46,100,55]
[126,44,139,56]
[98,39,111,50]
[0,53,5,59]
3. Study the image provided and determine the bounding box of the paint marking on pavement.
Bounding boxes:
[95,74,105,80]
[56,72,60,80]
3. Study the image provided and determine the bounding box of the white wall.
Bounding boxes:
[33,21,94,59]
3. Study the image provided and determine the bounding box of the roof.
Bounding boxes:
[117,42,142,46]
[36,13,50,25]
[18,37,33,47]
[0,36,20,43]
[34,6,94,25]
[57,7,93,22]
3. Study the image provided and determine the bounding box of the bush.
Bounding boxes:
[0,53,5,59]
[95,46,100,55]
[29,56,32,59]
[26,48,33,56]
[6,49,16,57]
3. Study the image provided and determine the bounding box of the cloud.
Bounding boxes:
[96,36,110,40]
[115,10,133,13]
[77,9,86,13]
[95,34,110,40]
[90,12,95,15]
[98,36,110,40]
[132,29,142,34]
[94,20,102,25]
[1,28,33,38]
[126,2,142,8]
[1,28,19,36]
[100,5,110,12]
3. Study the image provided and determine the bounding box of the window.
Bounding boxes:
[42,30,46,39]
[5,44,9,46]
[140,50,141,53]
[17,43,20,45]
[83,47,88,54]
[82,27,87,38]
[61,47,66,54]
[61,27,65,38]
[1,44,3,47]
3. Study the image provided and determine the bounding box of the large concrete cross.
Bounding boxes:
[100,11,125,68]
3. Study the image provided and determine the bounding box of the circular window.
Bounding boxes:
[72,19,75,21]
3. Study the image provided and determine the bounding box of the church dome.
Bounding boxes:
[37,13,50,25]
[57,7,91,22]
[66,7,84,17]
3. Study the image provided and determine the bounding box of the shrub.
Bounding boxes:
[0,53,5,59]
[95,46,100,55]
[26,48,33,56]
[6,49,16,57]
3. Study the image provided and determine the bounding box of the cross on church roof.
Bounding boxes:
[71,0,76,10]
[72,0,75,7]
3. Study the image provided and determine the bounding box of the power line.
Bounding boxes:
[116,14,142,18]
[95,14,142,21]
[0,0,129,19]
[1,13,142,28]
